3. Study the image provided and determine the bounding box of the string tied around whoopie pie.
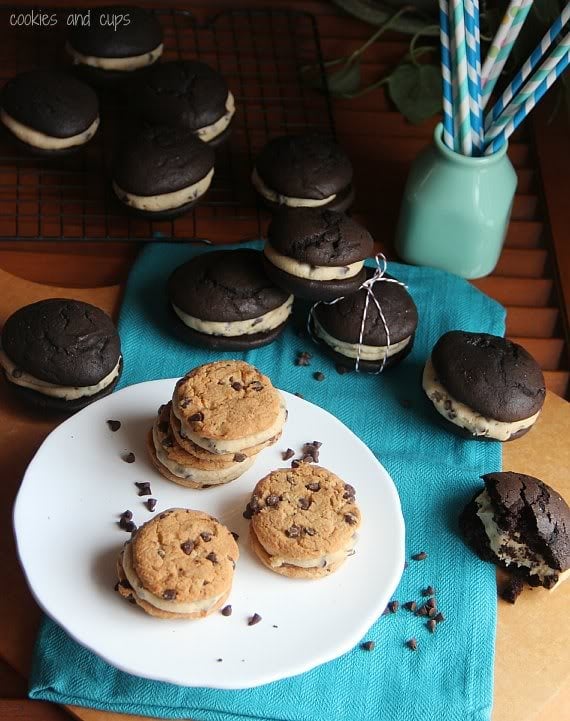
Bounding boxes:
[307,253,408,374]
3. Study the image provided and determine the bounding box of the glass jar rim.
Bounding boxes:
[433,123,510,166]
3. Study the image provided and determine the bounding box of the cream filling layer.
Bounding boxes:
[0,110,99,150]
[266,534,358,569]
[113,168,214,212]
[172,395,287,454]
[66,42,163,71]
[422,358,540,441]
[313,316,411,361]
[251,168,336,208]
[475,490,563,582]
[196,92,235,142]
[264,243,363,281]
[122,543,223,614]
[152,423,255,482]
[172,295,293,337]
[0,349,120,400]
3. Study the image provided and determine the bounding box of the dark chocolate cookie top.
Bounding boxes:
[314,268,418,346]
[67,7,162,58]
[127,60,230,130]
[267,209,373,267]
[255,134,353,200]
[113,125,215,196]
[431,331,546,422]
[0,70,99,138]
[483,471,570,572]
[2,298,121,386]
[168,249,291,322]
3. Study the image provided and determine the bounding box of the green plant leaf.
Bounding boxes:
[388,62,441,124]
[326,60,361,96]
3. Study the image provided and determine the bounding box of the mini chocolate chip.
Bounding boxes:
[387,600,399,613]
[306,482,320,491]
[310,441,323,448]
[344,513,357,525]
[231,382,243,391]
[313,371,325,381]
[233,453,247,462]
[123,452,136,463]
[163,589,176,600]
[295,351,312,366]
[425,598,436,609]
[231,531,239,542]
[119,518,137,533]
[282,448,295,461]
[119,578,132,590]
[422,586,436,596]
[302,454,315,463]
[181,540,194,554]
[406,638,418,651]
[216,658,223,662]
[416,605,428,617]
[189,412,204,422]
[361,640,375,651]
[304,527,316,536]
[249,381,263,391]
[343,483,356,500]
[11,367,23,378]
[291,459,301,468]
[248,613,262,626]
[221,605,233,616]
[294,392,304,399]
[201,532,212,542]
[335,364,351,375]
[135,482,151,496]
[404,601,417,612]
[107,420,121,432]
[298,497,310,510]
[285,525,301,538]
[266,494,281,507]
[427,619,437,633]
[434,612,445,623]
[412,551,428,561]
[272,624,278,628]
[146,498,157,512]
[243,506,254,519]
[206,552,218,564]
[428,607,438,618]
[120,510,133,521]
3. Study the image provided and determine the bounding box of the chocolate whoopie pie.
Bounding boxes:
[66,6,163,84]
[168,249,293,350]
[423,331,546,441]
[459,472,570,590]
[310,268,418,372]
[112,125,215,218]
[127,60,235,145]
[252,134,354,212]
[263,209,374,301]
[0,70,99,155]
[0,299,122,413]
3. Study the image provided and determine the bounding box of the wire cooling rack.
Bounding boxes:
[0,7,334,242]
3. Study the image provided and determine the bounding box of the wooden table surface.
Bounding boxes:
[0,2,569,720]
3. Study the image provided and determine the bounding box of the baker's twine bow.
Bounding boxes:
[307,253,408,374]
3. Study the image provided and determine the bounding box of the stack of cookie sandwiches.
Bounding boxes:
[147,360,287,488]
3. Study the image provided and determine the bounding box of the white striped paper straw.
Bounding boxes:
[474,0,484,147]
[481,0,524,100]
[486,2,570,128]
[484,37,570,155]
[464,0,482,153]
[450,0,472,155]
[439,0,455,149]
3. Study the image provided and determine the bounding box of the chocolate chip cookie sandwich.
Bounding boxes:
[263,209,374,301]
[0,70,99,154]
[459,472,570,590]
[117,508,239,618]
[423,331,546,441]
[246,464,361,579]
[171,360,287,457]
[0,298,122,412]
[252,134,354,212]
[168,249,293,350]
[147,402,256,488]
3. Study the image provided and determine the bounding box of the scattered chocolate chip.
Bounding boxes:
[344,513,357,525]
[306,482,321,491]
[163,589,176,600]
[387,600,399,614]
[422,586,436,596]
[201,532,212,542]
[248,613,262,626]
[335,364,351,375]
[304,527,316,536]
[272,624,278,628]
[221,605,233,617]
[313,371,325,381]
[266,494,281,507]
[249,381,263,391]
[231,531,239,542]
[416,605,428,617]
[206,552,218,564]
[285,525,301,538]
[412,551,428,561]
[216,658,223,662]
[122,452,135,463]
[135,482,151,496]
[119,518,137,532]
[120,510,133,521]
[428,607,438,618]
[434,612,445,623]
[282,448,295,461]
[243,506,254,519]
[294,392,304,399]
[295,351,312,366]
[361,640,375,651]
[425,597,436,609]
[107,420,121,432]
[146,498,157,512]
[501,576,525,604]
[231,382,243,391]
[404,601,417,612]
[427,619,437,633]
[302,454,315,463]
[119,579,132,590]
[189,412,204,422]
[406,638,418,651]
[11,367,23,378]
[233,453,247,463]
[298,497,310,510]
[181,540,194,554]
[291,459,301,468]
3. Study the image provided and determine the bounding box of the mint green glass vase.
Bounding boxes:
[395,123,518,279]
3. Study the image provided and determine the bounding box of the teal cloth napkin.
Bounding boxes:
[29,241,505,721]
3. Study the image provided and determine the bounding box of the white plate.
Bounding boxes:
[14,379,405,689]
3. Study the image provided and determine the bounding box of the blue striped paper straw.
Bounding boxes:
[464,0,482,153]
[450,0,472,155]
[439,0,455,149]
[484,37,570,155]
[486,2,570,128]
[474,0,484,147]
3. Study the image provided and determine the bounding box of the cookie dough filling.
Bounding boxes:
[66,42,164,71]
[475,490,565,585]
[313,316,411,360]
[251,168,336,208]
[195,92,235,143]
[0,110,99,150]
[264,243,363,281]
[262,532,358,569]
[113,168,214,212]
[0,349,120,400]
[172,294,293,337]
[422,357,540,441]
[172,395,287,455]
[121,543,224,614]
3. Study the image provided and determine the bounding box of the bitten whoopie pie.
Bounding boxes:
[117,508,239,619]
[127,60,235,145]
[310,268,418,372]
[252,134,354,212]
[0,70,99,154]
[263,209,374,301]
[168,249,293,350]
[423,331,546,441]
[112,125,215,218]
[0,298,122,412]
[459,472,570,590]
[66,6,163,82]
